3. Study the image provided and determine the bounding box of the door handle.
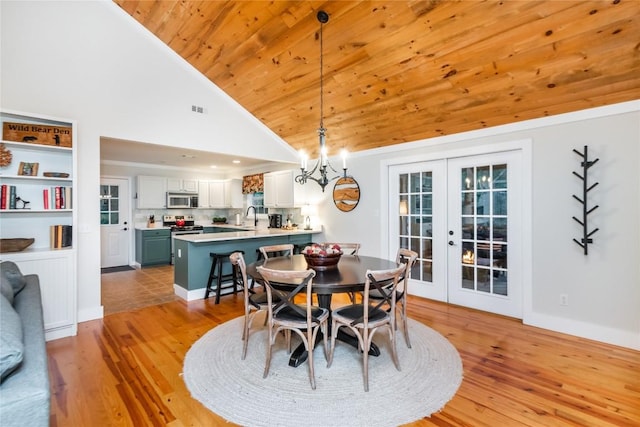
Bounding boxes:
[448,240,454,246]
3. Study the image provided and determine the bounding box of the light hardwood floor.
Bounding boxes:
[48,269,640,426]
[101,265,177,315]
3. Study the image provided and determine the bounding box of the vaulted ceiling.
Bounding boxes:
[114,0,640,159]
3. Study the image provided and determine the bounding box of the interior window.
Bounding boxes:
[246,192,268,214]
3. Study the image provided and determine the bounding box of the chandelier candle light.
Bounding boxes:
[295,10,348,192]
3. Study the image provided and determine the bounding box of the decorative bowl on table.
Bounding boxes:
[302,244,343,270]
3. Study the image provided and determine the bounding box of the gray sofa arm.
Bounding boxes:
[0,275,50,427]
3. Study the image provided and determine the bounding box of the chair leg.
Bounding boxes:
[401,300,411,348]
[362,328,369,392]
[327,318,338,367]
[241,311,249,360]
[321,321,329,361]
[285,329,292,353]
[263,325,274,379]
[306,328,316,390]
[389,324,401,371]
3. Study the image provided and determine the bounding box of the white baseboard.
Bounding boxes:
[78,305,104,322]
[174,282,238,302]
[524,312,640,350]
[45,324,78,341]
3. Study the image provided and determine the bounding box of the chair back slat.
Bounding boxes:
[259,244,294,260]
[324,242,360,256]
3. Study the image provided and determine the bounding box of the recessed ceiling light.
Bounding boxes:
[210,165,217,169]
[232,160,241,164]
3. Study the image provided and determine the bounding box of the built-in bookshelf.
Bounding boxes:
[0,109,78,340]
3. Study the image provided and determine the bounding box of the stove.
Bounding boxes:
[163,215,204,264]
[162,215,204,232]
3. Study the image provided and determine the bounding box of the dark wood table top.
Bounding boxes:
[247,254,398,296]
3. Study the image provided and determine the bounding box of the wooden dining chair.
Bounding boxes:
[259,243,294,260]
[251,244,295,290]
[327,264,405,391]
[324,242,360,256]
[323,243,361,302]
[256,265,329,390]
[230,252,278,360]
[368,248,418,348]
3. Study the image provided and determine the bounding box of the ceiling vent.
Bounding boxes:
[191,105,207,114]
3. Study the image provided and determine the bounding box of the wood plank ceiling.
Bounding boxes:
[114,1,640,158]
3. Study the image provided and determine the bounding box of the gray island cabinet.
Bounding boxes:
[172,228,322,299]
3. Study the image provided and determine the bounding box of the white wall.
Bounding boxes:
[319,103,640,349]
[2,1,638,349]
[1,0,297,321]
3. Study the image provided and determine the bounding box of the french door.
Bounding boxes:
[389,150,522,318]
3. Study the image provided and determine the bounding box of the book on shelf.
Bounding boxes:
[49,186,72,210]
[1,185,18,209]
[50,225,72,248]
[65,186,72,209]
[43,188,49,210]
[55,186,62,209]
[1,184,6,209]
[9,186,16,209]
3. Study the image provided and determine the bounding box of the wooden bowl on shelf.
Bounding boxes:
[0,238,35,253]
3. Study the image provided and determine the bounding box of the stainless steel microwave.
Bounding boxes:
[167,192,198,209]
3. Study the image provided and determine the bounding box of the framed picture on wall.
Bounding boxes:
[17,161,39,176]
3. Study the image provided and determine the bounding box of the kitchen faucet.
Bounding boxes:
[247,205,258,227]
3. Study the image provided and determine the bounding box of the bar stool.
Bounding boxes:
[205,250,245,304]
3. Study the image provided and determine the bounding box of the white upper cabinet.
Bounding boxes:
[263,170,305,208]
[198,180,210,208]
[167,178,198,193]
[136,176,167,209]
[199,179,242,209]
[224,179,242,209]
[208,180,225,208]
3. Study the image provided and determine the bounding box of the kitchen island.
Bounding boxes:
[172,227,322,300]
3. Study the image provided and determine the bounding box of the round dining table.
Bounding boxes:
[247,254,399,367]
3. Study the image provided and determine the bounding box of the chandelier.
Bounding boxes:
[295,10,348,192]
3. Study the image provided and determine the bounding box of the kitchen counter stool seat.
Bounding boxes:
[205,250,245,303]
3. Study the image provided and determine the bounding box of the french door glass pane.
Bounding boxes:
[99,185,120,225]
[459,164,508,296]
[399,174,408,193]
[399,171,434,282]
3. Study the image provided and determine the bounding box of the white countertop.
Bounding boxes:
[173,227,322,243]
[134,223,252,231]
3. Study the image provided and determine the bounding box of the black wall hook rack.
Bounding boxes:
[572,145,599,255]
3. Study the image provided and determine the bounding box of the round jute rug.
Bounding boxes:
[183,316,462,427]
